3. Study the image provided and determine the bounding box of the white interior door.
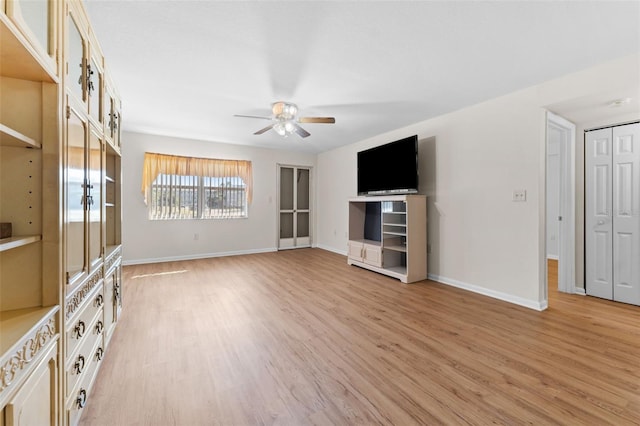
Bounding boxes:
[546,112,576,296]
[278,166,311,249]
[611,123,640,305]
[586,122,640,305]
[586,128,613,300]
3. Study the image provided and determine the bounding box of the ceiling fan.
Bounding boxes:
[234,101,335,138]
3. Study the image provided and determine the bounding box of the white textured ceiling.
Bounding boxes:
[85,1,640,153]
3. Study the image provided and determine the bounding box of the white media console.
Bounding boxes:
[347,194,427,283]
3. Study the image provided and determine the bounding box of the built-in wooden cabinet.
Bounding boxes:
[348,195,427,283]
[1,0,122,423]
[0,2,61,421]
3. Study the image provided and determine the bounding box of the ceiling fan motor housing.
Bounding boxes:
[272,102,298,120]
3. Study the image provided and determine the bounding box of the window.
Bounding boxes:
[141,152,253,220]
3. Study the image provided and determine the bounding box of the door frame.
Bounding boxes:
[546,111,576,295]
[276,164,313,250]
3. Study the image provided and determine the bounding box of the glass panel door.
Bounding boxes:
[88,127,102,267]
[279,167,294,248]
[278,166,311,249]
[67,14,85,103]
[65,108,87,284]
[89,56,102,124]
[296,169,310,244]
[8,0,51,55]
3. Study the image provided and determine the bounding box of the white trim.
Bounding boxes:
[546,255,559,261]
[316,244,348,256]
[546,111,576,295]
[122,247,277,266]
[428,273,548,311]
[574,287,586,296]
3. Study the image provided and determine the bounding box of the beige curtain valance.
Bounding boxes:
[141,152,253,205]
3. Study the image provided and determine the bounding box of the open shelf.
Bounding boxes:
[383,231,406,236]
[385,244,407,253]
[0,305,58,356]
[0,235,41,252]
[384,265,408,275]
[0,124,40,148]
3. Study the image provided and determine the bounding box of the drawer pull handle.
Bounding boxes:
[74,320,86,338]
[74,355,85,374]
[95,347,104,361]
[77,389,87,409]
[114,283,121,301]
[95,320,104,334]
[95,294,104,307]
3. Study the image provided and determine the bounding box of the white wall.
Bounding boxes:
[121,131,316,264]
[316,54,639,310]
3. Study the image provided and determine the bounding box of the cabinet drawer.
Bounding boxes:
[66,337,105,426]
[66,309,104,398]
[65,285,105,359]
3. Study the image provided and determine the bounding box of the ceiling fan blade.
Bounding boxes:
[298,117,335,124]
[234,114,272,120]
[291,122,311,138]
[254,124,274,135]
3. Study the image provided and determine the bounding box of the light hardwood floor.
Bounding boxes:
[80,249,640,425]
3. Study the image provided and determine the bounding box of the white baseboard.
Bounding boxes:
[122,247,278,266]
[428,273,547,311]
[315,244,348,256]
[574,287,586,295]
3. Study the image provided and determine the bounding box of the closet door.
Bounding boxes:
[586,123,640,305]
[611,123,640,305]
[586,128,613,300]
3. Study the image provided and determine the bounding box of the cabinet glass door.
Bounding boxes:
[65,108,87,283]
[7,0,52,57]
[112,102,121,148]
[89,56,103,124]
[67,14,85,103]
[88,128,103,266]
[278,166,311,249]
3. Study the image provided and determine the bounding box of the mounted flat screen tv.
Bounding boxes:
[357,135,418,196]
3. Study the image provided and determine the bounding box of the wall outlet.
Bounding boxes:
[512,190,527,202]
[193,233,199,241]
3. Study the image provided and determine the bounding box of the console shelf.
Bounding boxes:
[0,124,40,148]
[347,194,427,283]
[0,235,41,252]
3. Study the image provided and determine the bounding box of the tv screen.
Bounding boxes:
[357,135,418,195]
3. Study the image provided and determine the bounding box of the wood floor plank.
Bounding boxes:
[80,249,640,425]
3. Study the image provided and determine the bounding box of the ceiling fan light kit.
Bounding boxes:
[234,101,336,139]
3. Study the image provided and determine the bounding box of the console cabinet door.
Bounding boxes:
[4,343,58,426]
[347,241,364,262]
